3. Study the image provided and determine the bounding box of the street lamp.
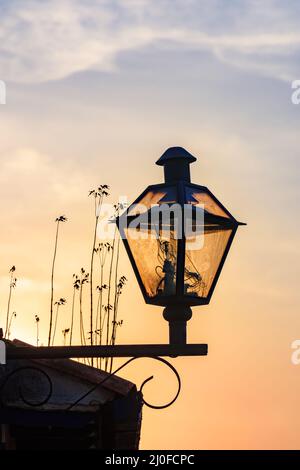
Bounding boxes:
[117,147,245,346]
[5,146,244,364]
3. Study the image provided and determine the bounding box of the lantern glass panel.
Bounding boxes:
[185,186,230,218]
[127,186,177,216]
[184,227,232,299]
[124,225,178,299]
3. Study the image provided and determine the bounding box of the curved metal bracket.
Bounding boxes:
[139,357,181,409]
[67,356,181,411]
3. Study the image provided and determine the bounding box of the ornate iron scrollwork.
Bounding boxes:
[67,356,181,411]
[0,366,53,407]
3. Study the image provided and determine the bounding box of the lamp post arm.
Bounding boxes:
[5,343,208,360]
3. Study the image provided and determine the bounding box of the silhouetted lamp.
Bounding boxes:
[117,147,245,346]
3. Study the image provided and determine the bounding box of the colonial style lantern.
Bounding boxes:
[117,147,245,345]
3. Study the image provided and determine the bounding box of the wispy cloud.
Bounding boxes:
[0,0,299,83]
[0,147,94,216]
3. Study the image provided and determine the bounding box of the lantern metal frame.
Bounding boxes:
[117,182,242,308]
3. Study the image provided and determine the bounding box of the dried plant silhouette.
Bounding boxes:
[48,215,67,346]
[62,328,70,346]
[70,274,80,346]
[7,311,17,340]
[95,244,109,348]
[2,186,127,372]
[35,314,40,347]
[88,185,109,366]
[109,275,127,372]
[78,268,89,347]
[52,297,67,346]
[4,266,17,338]
[67,194,126,371]
[106,203,126,371]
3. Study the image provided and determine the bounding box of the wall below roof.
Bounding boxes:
[0,359,143,449]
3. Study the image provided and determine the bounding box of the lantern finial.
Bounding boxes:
[156,147,197,183]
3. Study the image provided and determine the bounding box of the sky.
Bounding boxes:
[0,0,300,449]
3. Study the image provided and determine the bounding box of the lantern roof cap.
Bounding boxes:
[156,147,197,166]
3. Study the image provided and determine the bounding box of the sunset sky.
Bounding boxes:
[0,0,300,449]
